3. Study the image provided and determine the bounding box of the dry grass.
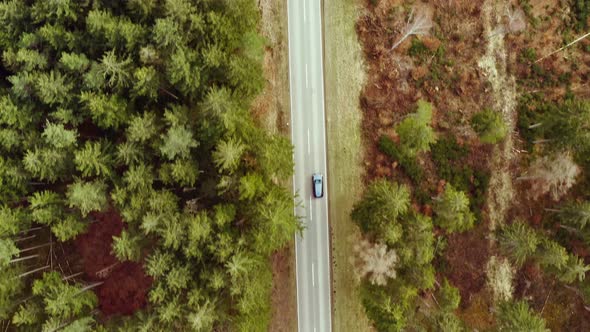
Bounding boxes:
[478,0,518,232]
[323,0,373,331]
[254,1,297,331]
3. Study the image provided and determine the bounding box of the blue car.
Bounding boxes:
[312,173,323,198]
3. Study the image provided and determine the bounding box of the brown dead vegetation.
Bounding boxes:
[357,0,590,329]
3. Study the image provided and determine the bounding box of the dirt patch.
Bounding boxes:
[444,224,491,308]
[268,246,297,332]
[252,0,291,135]
[98,262,152,316]
[74,210,124,279]
[254,1,297,331]
[74,210,152,317]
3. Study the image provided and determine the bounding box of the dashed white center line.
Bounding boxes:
[312,263,315,287]
[307,129,311,155]
[309,196,313,220]
[303,0,307,22]
[305,64,309,88]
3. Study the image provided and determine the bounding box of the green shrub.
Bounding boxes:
[471,109,508,144]
[378,135,424,182]
[572,0,589,31]
[431,137,489,221]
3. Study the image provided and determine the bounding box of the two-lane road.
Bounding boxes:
[287,0,332,331]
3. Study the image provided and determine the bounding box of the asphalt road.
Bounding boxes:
[287,0,332,331]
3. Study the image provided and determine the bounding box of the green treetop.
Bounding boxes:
[496,300,549,332]
[498,221,540,266]
[395,99,437,156]
[471,108,508,144]
[351,179,410,238]
[434,184,475,233]
[66,180,107,217]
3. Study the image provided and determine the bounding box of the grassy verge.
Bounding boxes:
[323,0,373,331]
[256,0,297,331]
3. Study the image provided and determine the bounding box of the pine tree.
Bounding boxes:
[8,71,36,100]
[159,159,199,187]
[498,221,540,266]
[212,138,244,173]
[12,302,42,327]
[471,108,508,144]
[38,23,73,51]
[23,148,71,183]
[15,48,48,71]
[29,190,64,225]
[166,47,201,95]
[0,266,25,320]
[59,52,90,72]
[536,239,568,270]
[97,50,132,89]
[239,172,265,201]
[396,99,437,156]
[259,135,294,179]
[184,211,211,258]
[116,141,145,166]
[127,112,159,143]
[42,121,78,149]
[160,125,198,160]
[0,238,19,267]
[74,140,113,178]
[397,212,435,267]
[127,0,158,19]
[166,265,191,292]
[52,214,86,242]
[0,95,34,129]
[437,279,461,313]
[152,17,183,49]
[35,70,72,106]
[79,91,129,129]
[351,179,410,236]
[112,229,142,261]
[66,180,107,217]
[145,250,173,278]
[555,201,590,230]
[187,300,217,332]
[124,163,154,192]
[0,205,29,237]
[31,0,78,23]
[558,255,590,283]
[132,66,161,99]
[251,187,300,255]
[434,184,475,233]
[32,272,98,319]
[497,300,549,332]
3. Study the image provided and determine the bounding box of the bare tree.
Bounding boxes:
[506,8,527,34]
[485,256,515,303]
[518,151,581,201]
[390,7,433,51]
[350,238,398,286]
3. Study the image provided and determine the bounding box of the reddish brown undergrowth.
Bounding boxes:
[75,209,152,317]
[443,224,491,309]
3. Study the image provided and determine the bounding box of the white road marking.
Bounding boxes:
[303,0,307,22]
[312,263,315,286]
[309,197,313,220]
[305,64,309,88]
[307,129,311,155]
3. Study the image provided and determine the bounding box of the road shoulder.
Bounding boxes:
[323,0,373,331]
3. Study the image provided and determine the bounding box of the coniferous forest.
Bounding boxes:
[0,0,299,330]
